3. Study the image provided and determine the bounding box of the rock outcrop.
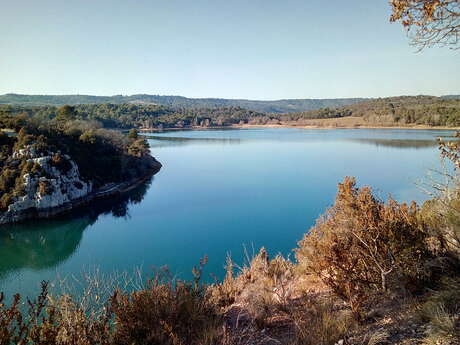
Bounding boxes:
[0,148,93,224]
[0,146,161,225]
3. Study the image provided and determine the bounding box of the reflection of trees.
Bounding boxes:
[145,135,242,148]
[349,138,438,149]
[0,218,87,278]
[83,177,152,220]
[0,177,152,279]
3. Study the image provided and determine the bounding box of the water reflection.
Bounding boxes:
[145,134,242,143]
[146,135,242,148]
[0,177,152,280]
[347,138,439,149]
[2,128,457,299]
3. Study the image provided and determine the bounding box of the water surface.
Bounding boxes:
[0,128,454,298]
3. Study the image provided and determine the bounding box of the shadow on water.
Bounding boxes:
[0,177,152,280]
[346,138,439,149]
[146,135,243,148]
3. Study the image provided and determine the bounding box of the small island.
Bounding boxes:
[0,105,161,225]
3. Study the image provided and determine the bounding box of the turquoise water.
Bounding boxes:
[0,128,454,298]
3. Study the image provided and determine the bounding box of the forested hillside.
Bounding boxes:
[0,104,270,129]
[0,106,159,218]
[1,95,459,129]
[0,94,366,113]
[283,96,460,127]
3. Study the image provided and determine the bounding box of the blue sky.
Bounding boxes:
[0,0,458,99]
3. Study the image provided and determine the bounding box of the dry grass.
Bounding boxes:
[288,296,355,345]
[300,116,368,128]
[209,248,356,345]
[417,279,460,345]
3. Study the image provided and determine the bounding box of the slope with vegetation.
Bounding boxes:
[0,104,270,129]
[1,134,459,344]
[280,96,460,127]
[1,95,460,130]
[0,93,367,113]
[0,106,161,225]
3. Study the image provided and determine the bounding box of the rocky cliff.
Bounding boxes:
[0,146,160,225]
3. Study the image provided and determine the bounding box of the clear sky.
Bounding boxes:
[0,0,458,99]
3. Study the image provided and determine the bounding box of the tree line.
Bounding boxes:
[1,95,459,130]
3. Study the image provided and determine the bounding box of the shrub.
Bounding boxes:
[421,134,460,259]
[0,168,18,192]
[0,263,222,345]
[210,248,296,331]
[50,153,72,174]
[128,128,139,140]
[296,177,433,315]
[111,258,222,345]
[128,138,149,157]
[0,281,111,345]
[38,180,54,196]
[0,193,12,211]
[421,194,460,261]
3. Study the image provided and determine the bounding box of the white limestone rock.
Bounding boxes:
[3,148,93,218]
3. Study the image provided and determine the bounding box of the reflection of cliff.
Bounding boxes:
[0,177,152,279]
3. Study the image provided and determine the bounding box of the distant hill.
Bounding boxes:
[0,93,367,113]
[2,95,459,129]
[285,95,460,127]
[441,95,460,100]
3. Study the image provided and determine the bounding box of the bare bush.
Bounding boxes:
[296,177,433,316]
[111,257,222,345]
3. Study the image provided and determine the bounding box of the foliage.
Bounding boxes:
[0,110,155,213]
[287,96,460,127]
[0,263,222,345]
[111,258,221,345]
[0,93,366,113]
[127,128,138,140]
[55,105,77,122]
[296,177,434,316]
[390,0,460,50]
[0,281,113,345]
[2,95,460,130]
[420,133,460,259]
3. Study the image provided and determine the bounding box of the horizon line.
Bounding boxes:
[1,92,459,102]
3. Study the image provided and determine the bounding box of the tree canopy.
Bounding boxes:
[390,0,460,50]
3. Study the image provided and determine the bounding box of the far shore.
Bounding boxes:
[231,124,460,131]
[139,120,460,133]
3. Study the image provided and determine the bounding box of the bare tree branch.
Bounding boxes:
[390,0,460,50]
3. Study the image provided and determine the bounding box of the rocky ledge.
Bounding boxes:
[0,147,161,225]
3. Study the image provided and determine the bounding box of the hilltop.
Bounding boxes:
[0,94,368,113]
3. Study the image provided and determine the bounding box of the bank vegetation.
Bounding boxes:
[1,132,459,344]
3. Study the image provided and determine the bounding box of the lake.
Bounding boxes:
[0,128,454,299]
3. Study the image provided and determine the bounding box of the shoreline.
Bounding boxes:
[232,123,460,130]
[0,159,162,226]
[140,123,460,132]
